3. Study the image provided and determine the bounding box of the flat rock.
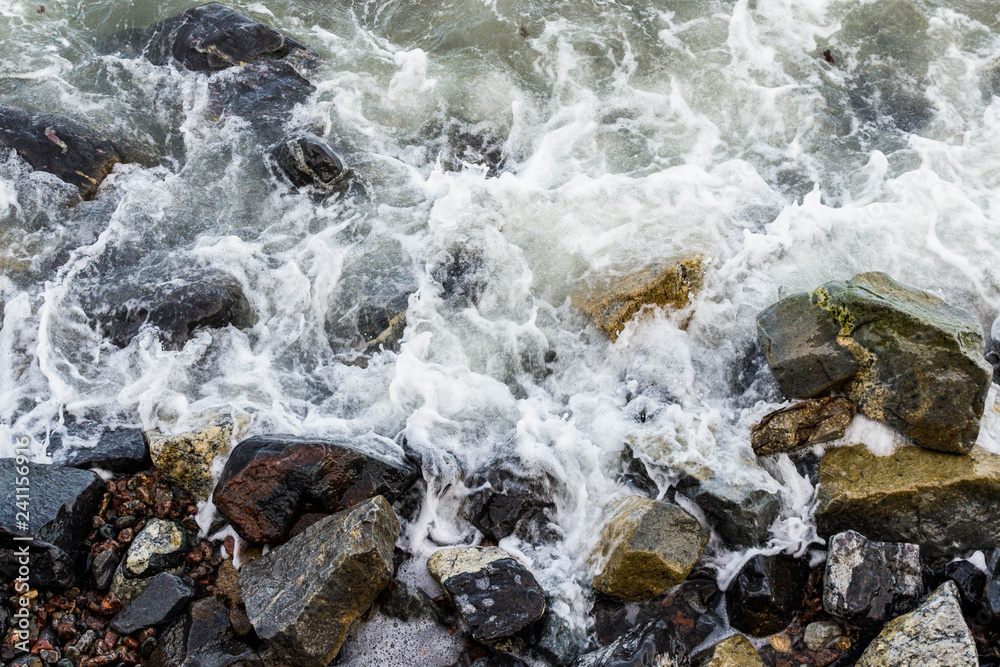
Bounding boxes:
[757,272,992,453]
[574,255,706,341]
[0,460,103,587]
[0,106,120,199]
[51,426,150,474]
[148,597,261,667]
[823,530,922,627]
[110,572,193,635]
[816,444,1000,561]
[726,554,808,637]
[91,549,120,591]
[751,397,856,457]
[214,433,418,544]
[147,417,235,501]
[240,496,399,666]
[428,546,546,644]
[271,135,350,192]
[675,473,779,548]
[591,496,708,601]
[693,635,764,666]
[856,581,977,666]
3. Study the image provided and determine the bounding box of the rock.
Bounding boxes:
[576,618,691,667]
[462,468,557,542]
[574,255,707,341]
[91,549,119,591]
[528,607,583,667]
[726,554,808,637]
[206,59,314,117]
[110,573,193,634]
[428,546,546,644]
[591,496,708,600]
[985,578,1000,621]
[944,559,987,610]
[271,135,350,192]
[856,581,977,666]
[750,397,856,456]
[51,426,150,474]
[240,496,399,666]
[0,461,103,587]
[148,598,261,667]
[111,519,189,603]
[675,474,779,548]
[822,530,922,627]
[816,444,1000,561]
[803,621,843,652]
[147,417,236,501]
[757,272,992,453]
[693,635,764,666]
[0,106,120,199]
[214,433,418,544]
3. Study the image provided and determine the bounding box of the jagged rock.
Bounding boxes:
[856,581,977,666]
[91,549,119,591]
[574,255,707,341]
[815,444,1000,561]
[675,473,779,548]
[111,519,189,603]
[50,425,150,474]
[823,530,922,627]
[240,496,399,666]
[146,417,236,501]
[751,397,856,456]
[803,622,843,651]
[0,461,103,587]
[462,468,557,542]
[577,618,691,667]
[148,597,261,667]
[271,135,350,192]
[110,572,193,634]
[428,546,546,644]
[726,554,808,637]
[214,433,418,544]
[591,496,708,600]
[944,559,987,610]
[0,106,120,199]
[692,635,764,666]
[757,272,992,453]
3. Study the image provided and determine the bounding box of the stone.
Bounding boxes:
[91,549,119,591]
[110,573,193,635]
[591,496,708,601]
[240,496,399,666]
[822,530,922,627]
[816,444,1000,561]
[0,461,103,587]
[462,468,557,542]
[675,474,780,548]
[726,554,808,637]
[147,417,236,501]
[750,397,856,456]
[214,433,419,544]
[53,426,150,474]
[757,272,992,453]
[271,135,350,192]
[856,581,977,666]
[693,635,764,666]
[576,618,691,667]
[574,255,707,341]
[0,106,120,199]
[206,59,314,117]
[428,546,546,644]
[803,621,843,651]
[147,598,261,667]
[944,559,987,610]
[111,519,189,603]
[985,578,1000,621]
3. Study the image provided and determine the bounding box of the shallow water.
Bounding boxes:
[4,0,1000,661]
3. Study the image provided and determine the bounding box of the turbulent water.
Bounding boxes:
[5,0,1000,661]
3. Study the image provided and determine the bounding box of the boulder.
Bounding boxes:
[110,572,193,635]
[574,255,707,341]
[147,417,236,501]
[856,581,977,666]
[750,397,856,457]
[50,425,150,474]
[692,635,764,666]
[111,519,189,603]
[675,474,779,548]
[240,496,399,666]
[427,546,546,644]
[213,433,418,544]
[462,468,557,542]
[0,461,103,587]
[147,597,261,667]
[591,496,708,600]
[271,135,350,192]
[822,530,922,627]
[206,59,314,117]
[725,554,808,637]
[757,272,992,453]
[815,444,1000,561]
[0,106,120,199]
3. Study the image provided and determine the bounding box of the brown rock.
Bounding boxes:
[751,397,856,456]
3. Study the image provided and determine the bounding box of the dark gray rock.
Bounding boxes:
[91,549,119,590]
[50,426,150,473]
[576,618,691,667]
[726,554,808,637]
[944,559,987,610]
[676,474,780,548]
[0,460,103,587]
[206,59,314,117]
[271,135,350,192]
[462,469,557,542]
[111,519,190,603]
[148,598,261,667]
[529,606,582,666]
[111,572,193,634]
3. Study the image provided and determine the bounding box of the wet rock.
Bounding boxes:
[675,473,779,548]
[757,272,992,453]
[0,461,103,587]
[214,433,418,544]
[462,468,556,542]
[944,559,987,610]
[692,635,764,666]
[148,597,261,667]
[577,618,692,667]
[803,621,843,651]
[856,581,977,666]
[207,59,314,117]
[111,519,189,603]
[110,572,193,634]
[591,496,708,601]
[985,578,1000,621]
[271,135,350,192]
[823,530,922,627]
[0,106,120,199]
[91,549,119,591]
[53,426,150,474]
[574,255,707,341]
[428,546,546,644]
[146,417,236,501]
[750,397,856,457]
[240,496,399,666]
[529,607,583,667]
[726,554,808,637]
[815,444,1000,561]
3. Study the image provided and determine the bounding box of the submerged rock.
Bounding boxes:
[675,472,779,548]
[462,468,557,542]
[214,433,418,544]
[692,634,764,666]
[856,581,977,666]
[427,546,546,644]
[726,554,808,637]
[757,272,992,453]
[816,444,1000,561]
[240,496,399,666]
[110,572,193,634]
[0,461,103,587]
[751,397,856,457]
[591,496,708,601]
[148,597,261,667]
[207,59,315,117]
[146,417,236,501]
[0,106,120,199]
[574,255,707,341]
[271,135,350,193]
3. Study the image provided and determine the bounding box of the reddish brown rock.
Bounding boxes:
[752,397,857,457]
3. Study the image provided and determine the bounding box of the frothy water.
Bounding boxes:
[4,0,1000,658]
